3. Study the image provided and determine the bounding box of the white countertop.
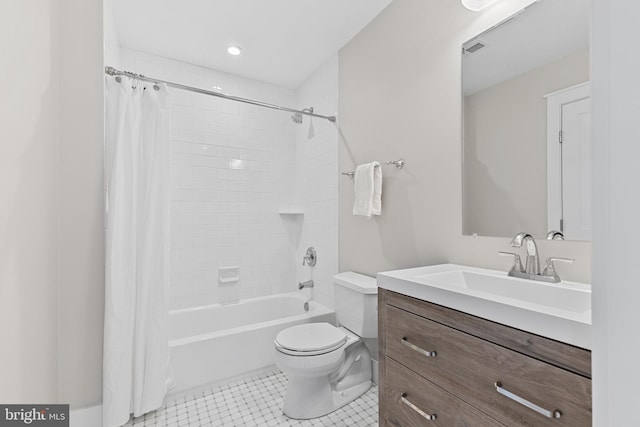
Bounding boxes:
[377,263,592,350]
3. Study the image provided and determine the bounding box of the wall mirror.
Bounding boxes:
[462,0,590,241]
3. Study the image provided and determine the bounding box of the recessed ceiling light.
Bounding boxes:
[461,0,498,11]
[227,46,242,56]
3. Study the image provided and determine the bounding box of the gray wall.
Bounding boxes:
[0,0,104,408]
[0,0,60,402]
[57,0,105,407]
[338,0,591,284]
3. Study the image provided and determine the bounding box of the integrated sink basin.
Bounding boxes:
[418,270,591,313]
[378,264,592,349]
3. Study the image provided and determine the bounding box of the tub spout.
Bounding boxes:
[298,280,314,290]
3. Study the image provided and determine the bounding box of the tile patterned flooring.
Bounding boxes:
[124,371,379,426]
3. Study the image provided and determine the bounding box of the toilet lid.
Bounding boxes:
[275,323,347,353]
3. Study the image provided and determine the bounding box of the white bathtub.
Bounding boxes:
[168,292,335,395]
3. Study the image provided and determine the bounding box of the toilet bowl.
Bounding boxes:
[274,272,378,419]
[274,323,372,419]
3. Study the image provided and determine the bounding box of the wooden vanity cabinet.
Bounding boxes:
[379,289,592,427]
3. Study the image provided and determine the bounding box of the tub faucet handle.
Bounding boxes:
[302,247,317,266]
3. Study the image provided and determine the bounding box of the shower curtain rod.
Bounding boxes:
[105,66,337,123]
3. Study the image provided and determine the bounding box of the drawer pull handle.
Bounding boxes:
[401,337,437,357]
[495,382,562,419]
[401,393,437,421]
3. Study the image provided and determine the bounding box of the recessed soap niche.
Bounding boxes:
[219,266,240,284]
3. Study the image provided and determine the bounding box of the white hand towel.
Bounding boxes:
[352,161,382,218]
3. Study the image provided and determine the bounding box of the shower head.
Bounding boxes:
[291,112,303,124]
[291,107,314,125]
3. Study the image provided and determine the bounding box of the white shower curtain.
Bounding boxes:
[103,76,174,427]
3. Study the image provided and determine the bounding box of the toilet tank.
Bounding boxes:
[333,272,378,338]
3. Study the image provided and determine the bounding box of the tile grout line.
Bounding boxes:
[124,370,378,427]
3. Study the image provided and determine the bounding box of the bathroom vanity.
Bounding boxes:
[377,264,592,427]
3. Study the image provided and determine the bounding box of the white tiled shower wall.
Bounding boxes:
[119,49,338,310]
[294,56,339,310]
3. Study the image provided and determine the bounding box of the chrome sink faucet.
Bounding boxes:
[510,232,540,275]
[500,232,574,283]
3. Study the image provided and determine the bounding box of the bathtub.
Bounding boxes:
[168,292,335,396]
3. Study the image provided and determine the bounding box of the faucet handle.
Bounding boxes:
[498,251,524,273]
[542,257,575,282]
[302,247,317,267]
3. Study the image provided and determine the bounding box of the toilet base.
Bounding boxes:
[330,380,372,415]
[276,329,374,420]
[281,339,373,420]
[283,378,372,420]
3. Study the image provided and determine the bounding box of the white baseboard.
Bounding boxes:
[70,404,102,427]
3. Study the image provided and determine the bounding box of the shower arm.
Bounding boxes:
[105,66,337,123]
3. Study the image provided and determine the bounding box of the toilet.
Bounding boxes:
[274,272,378,419]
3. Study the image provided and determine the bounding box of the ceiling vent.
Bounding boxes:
[463,39,488,54]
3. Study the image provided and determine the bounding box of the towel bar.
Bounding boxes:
[342,158,404,179]
[342,171,356,179]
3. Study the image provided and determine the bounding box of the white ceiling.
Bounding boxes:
[111,0,392,89]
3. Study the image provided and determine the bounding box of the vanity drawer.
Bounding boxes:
[385,357,504,427]
[386,305,592,427]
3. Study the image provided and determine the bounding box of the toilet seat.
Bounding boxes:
[275,323,347,356]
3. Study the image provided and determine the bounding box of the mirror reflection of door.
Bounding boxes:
[546,82,591,241]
